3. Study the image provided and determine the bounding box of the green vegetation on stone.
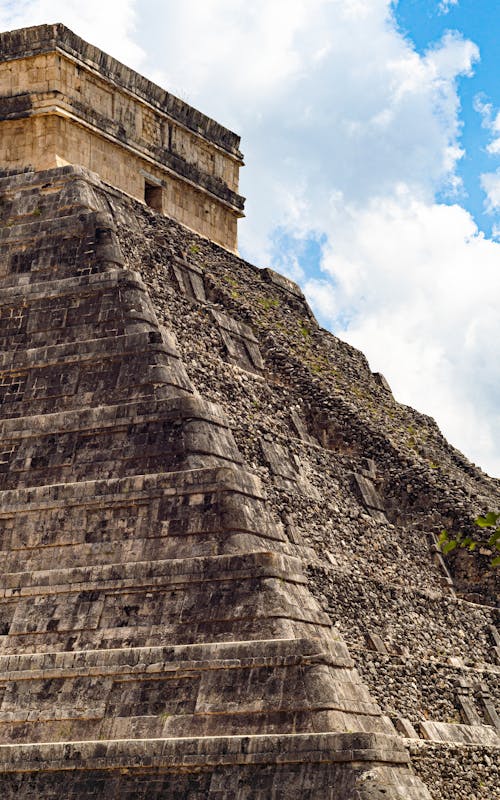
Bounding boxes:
[257,296,279,310]
[439,511,500,567]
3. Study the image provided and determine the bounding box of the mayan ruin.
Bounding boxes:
[0,22,498,799]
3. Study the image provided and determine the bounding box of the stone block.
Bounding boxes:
[210,309,264,373]
[170,256,206,302]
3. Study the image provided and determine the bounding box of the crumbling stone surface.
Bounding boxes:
[409,743,499,800]
[109,172,499,796]
[0,164,497,797]
[114,182,499,602]
[352,652,499,727]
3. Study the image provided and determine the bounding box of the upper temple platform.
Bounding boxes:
[0,23,245,251]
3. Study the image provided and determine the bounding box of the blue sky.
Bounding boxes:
[1,0,499,477]
[269,0,500,288]
[396,0,500,235]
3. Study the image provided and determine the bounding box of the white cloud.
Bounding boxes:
[305,193,500,475]
[438,0,459,14]
[481,171,500,212]
[474,93,500,154]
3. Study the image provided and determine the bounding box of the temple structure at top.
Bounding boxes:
[0,23,245,251]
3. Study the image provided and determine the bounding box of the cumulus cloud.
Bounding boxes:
[475,94,500,155]
[305,193,500,475]
[481,171,500,212]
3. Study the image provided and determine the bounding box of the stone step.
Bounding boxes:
[0,331,192,416]
[0,732,417,800]
[0,619,332,656]
[0,163,100,202]
[0,396,243,489]
[0,184,97,227]
[0,638,389,743]
[0,329,181,370]
[0,224,103,285]
[0,199,123,284]
[0,268,160,352]
[0,710,392,745]
[0,198,92,229]
[0,464,265,501]
[0,637,354,675]
[0,467,292,571]
[0,550,308,595]
[0,532,309,574]
[0,551,332,653]
[0,207,97,243]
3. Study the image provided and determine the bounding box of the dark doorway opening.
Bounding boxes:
[145,180,163,212]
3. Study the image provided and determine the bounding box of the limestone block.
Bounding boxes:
[169,255,207,301]
[210,309,264,373]
[419,720,500,746]
[353,472,386,520]
[260,438,299,482]
[289,409,317,445]
[366,632,389,655]
[479,684,500,730]
[394,718,420,739]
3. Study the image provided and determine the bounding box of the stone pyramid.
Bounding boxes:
[0,23,498,800]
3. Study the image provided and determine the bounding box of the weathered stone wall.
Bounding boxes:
[0,164,441,798]
[0,24,244,250]
[0,737,425,800]
[409,743,499,800]
[106,176,499,799]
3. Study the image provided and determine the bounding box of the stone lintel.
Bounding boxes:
[0,550,309,597]
[419,721,500,746]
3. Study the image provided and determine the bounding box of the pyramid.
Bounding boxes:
[0,24,498,800]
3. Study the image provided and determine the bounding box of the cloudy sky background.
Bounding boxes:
[1,0,499,476]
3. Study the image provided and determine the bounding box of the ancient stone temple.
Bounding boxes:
[0,22,498,800]
[0,24,244,251]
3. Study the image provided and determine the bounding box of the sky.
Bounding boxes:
[1,0,499,476]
